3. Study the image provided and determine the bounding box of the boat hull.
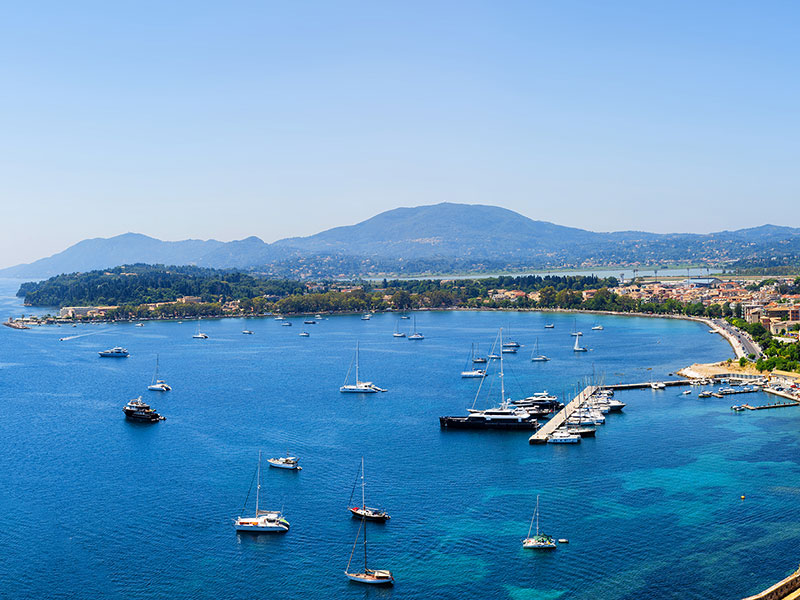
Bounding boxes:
[340,386,379,393]
[439,416,540,430]
[345,571,394,585]
[349,507,390,521]
[267,461,301,470]
[234,522,289,533]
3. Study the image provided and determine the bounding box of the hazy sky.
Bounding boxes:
[1,1,798,268]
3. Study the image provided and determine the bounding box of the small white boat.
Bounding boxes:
[361,314,371,320]
[281,321,292,327]
[461,368,486,378]
[573,335,587,352]
[650,382,666,390]
[522,496,558,548]
[544,324,554,328]
[591,324,604,331]
[299,331,310,337]
[192,326,208,339]
[501,346,518,354]
[242,330,254,335]
[134,323,144,327]
[682,390,692,395]
[234,452,290,533]
[548,429,581,444]
[147,355,171,391]
[314,314,323,319]
[267,454,302,470]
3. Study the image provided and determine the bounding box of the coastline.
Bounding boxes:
[6,304,747,359]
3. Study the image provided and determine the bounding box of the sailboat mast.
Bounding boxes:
[355,342,360,384]
[499,328,506,407]
[361,457,366,507]
[256,450,261,514]
[535,495,540,536]
[361,457,368,571]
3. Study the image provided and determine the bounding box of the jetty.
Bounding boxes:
[743,565,800,600]
[529,385,597,444]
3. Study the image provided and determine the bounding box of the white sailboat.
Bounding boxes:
[408,316,424,340]
[192,324,208,339]
[147,354,171,391]
[392,321,406,338]
[530,338,549,362]
[573,334,587,352]
[340,342,387,393]
[234,451,290,533]
[522,496,557,548]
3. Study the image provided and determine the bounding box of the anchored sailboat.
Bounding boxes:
[348,457,390,521]
[234,451,290,533]
[147,354,171,391]
[522,495,557,549]
[408,316,424,340]
[573,334,587,352]
[393,321,406,338]
[340,342,387,393]
[530,338,549,362]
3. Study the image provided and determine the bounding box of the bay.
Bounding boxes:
[1,278,798,599]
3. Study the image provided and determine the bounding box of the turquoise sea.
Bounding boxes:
[1,278,799,599]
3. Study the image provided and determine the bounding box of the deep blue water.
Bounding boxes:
[2,279,800,600]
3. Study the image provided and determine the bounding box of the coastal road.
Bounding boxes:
[711,318,764,360]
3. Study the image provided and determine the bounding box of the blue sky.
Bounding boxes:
[1,1,798,267]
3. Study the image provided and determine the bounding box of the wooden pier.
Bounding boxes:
[529,385,597,444]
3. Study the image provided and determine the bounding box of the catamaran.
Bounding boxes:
[522,496,557,549]
[340,342,387,393]
[234,451,290,533]
[530,338,549,362]
[192,325,208,339]
[345,513,394,585]
[147,354,171,391]
[348,457,390,521]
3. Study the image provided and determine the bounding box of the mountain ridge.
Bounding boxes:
[2,203,799,279]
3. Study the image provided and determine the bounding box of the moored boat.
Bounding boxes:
[147,354,171,391]
[522,496,557,549]
[99,346,129,358]
[340,342,387,393]
[234,451,290,533]
[267,453,302,470]
[347,457,390,522]
[123,396,165,422]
